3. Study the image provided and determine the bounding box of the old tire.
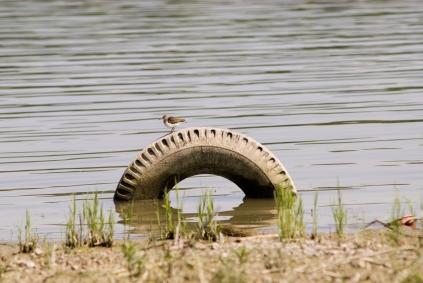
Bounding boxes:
[114,127,296,201]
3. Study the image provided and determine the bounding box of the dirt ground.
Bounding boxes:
[0,229,422,283]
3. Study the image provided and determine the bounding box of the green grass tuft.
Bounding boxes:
[64,192,114,248]
[65,195,79,248]
[311,191,319,239]
[18,209,38,253]
[121,240,145,277]
[274,185,304,240]
[82,192,114,247]
[388,194,402,244]
[332,189,347,238]
[196,191,220,241]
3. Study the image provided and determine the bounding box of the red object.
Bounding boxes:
[398,214,417,229]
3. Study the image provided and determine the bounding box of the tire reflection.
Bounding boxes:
[114,198,277,236]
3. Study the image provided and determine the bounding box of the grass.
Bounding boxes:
[162,189,175,239]
[196,191,220,241]
[332,189,347,238]
[121,240,145,277]
[18,209,38,253]
[156,189,219,241]
[120,200,135,234]
[274,185,304,240]
[388,194,402,244]
[83,192,114,247]
[211,251,248,283]
[64,192,114,248]
[65,195,79,248]
[233,246,250,265]
[0,263,5,278]
[311,191,319,239]
[157,188,185,240]
[421,195,423,244]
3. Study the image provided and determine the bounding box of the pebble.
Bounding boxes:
[34,248,43,256]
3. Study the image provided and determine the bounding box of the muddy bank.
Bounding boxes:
[0,229,422,283]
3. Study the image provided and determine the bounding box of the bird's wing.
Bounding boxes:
[168,116,186,123]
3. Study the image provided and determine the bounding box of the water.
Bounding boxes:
[0,0,422,241]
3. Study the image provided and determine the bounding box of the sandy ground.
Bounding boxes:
[0,229,422,283]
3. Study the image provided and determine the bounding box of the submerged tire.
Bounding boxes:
[114,127,296,201]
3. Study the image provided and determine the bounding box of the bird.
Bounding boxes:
[161,114,186,132]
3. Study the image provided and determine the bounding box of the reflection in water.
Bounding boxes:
[114,198,277,236]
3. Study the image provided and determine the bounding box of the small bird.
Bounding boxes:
[161,114,186,132]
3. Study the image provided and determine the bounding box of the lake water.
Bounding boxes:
[1,0,422,242]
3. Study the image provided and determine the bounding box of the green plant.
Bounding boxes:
[295,196,305,236]
[212,255,247,283]
[332,190,347,238]
[0,263,6,278]
[420,195,423,243]
[43,242,56,268]
[81,192,114,247]
[233,246,250,264]
[105,209,115,246]
[389,194,402,244]
[163,244,173,279]
[156,187,187,241]
[401,271,423,283]
[161,190,175,239]
[65,195,79,248]
[274,185,304,239]
[18,209,38,253]
[174,187,186,242]
[121,240,144,277]
[83,192,102,246]
[196,191,220,241]
[121,201,135,235]
[311,191,319,239]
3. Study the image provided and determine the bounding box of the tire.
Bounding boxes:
[114,127,296,201]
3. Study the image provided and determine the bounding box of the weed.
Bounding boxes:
[389,194,402,244]
[105,209,115,246]
[162,189,175,239]
[212,255,247,283]
[174,187,186,242]
[332,190,347,238]
[120,201,135,235]
[121,240,144,277]
[274,185,304,239]
[196,191,220,241]
[233,246,250,264]
[163,245,173,279]
[295,196,305,237]
[420,195,423,245]
[82,192,114,247]
[401,271,423,283]
[44,242,56,268]
[65,195,79,248]
[18,209,38,253]
[0,263,5,278]
[64,192,114,248]
[311,191,319,239]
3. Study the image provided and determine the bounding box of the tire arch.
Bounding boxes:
[114,127,296,201]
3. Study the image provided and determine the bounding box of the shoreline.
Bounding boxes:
[1,229,422,282]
